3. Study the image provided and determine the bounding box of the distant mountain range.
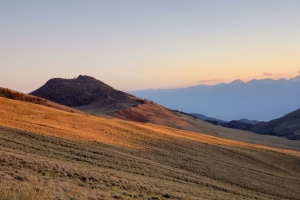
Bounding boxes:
[237,118,260,125]
[130,76,300,121]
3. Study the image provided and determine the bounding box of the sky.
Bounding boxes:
[1,0,300,93]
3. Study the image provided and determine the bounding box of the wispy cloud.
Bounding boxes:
[198,79,222,83]
[263,72,273,76]
[277,72,288,76]
[298,71,300,74]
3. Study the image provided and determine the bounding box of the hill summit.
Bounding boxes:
[30,75,126,107]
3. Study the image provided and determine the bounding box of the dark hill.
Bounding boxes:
[252,109,300,140]
[205,120,255,131]
[237,118,260,125]
[30,75,128,107]
[203,109,300,140]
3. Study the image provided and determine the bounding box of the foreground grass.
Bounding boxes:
[0,184,51,200]
[1,125,300,200]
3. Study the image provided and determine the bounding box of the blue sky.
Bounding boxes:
[1,0,300,92]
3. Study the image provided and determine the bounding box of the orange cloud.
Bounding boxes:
[198,79,222,83]
[263,72,273,76]
[277,73,288,76]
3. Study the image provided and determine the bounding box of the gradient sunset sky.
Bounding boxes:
[1,0,300,92]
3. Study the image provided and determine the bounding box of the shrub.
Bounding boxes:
[162,194,171,198]
[15,176,25,182]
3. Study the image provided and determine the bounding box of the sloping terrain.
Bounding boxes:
[30,75,189,127]
[0,87,82,114]
[1,97,300,199]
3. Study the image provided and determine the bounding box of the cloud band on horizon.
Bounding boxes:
[198,79,222,83]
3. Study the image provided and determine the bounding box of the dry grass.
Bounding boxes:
[75,93,190,129]
[115,103,191,127]
[77,95,300,152]
[0,183,51,200]
[1,97,300,199]
[0,87,82,114]
[1,96,299,153]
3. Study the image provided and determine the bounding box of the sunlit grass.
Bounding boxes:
[0,184,51,200]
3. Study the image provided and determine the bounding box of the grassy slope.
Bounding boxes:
[78,101,300,152]
[0,87,82,114]
[1,97,300,199]
[75,93,192,127]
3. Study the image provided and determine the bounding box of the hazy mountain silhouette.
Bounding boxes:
[205,119,256,131]
[190,113,260,125]
[238,118,260,125]
[131,76,300,121]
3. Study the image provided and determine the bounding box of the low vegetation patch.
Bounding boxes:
[0,184,51,200]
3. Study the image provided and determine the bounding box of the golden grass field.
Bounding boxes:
[77,96,300,152]
[1,97,300,199]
